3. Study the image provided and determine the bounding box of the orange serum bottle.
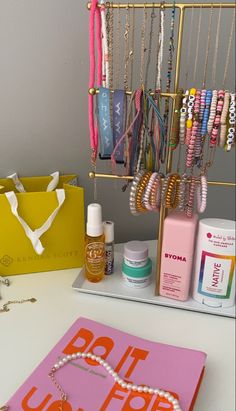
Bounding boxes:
[85,203,105,283]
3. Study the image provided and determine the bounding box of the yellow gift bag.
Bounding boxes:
[0,174,84,275]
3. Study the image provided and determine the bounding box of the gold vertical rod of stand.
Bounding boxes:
[155,6,185,295]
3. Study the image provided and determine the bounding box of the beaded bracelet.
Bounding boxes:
[164,173,180,210]
[170,88,184,149]
[186,89,201,168]
[143,172,158,211]
[179,89,189,145]
[219,91,230,148]
[185,88,196,146]
[194,89,206,165]
[197,174,208,213]
[186,176,196,218]
[225,93,235,151]
[201,90,212,136]
[207,89,217,134]
[129,170,146,216]
[210,90,225,147]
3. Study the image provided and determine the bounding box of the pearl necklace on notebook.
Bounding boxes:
[48,351,183,411]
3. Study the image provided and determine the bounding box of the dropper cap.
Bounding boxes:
[86,203,103,237]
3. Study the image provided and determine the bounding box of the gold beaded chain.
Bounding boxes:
[145,5,156,88]
[124,5,131,91]
[129,5,135,90]
[140,5,148,87]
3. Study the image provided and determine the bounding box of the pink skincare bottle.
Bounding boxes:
[159,211,198,301]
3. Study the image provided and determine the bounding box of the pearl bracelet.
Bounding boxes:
[219,91,230,148]
[197,174,208,213]
[143,172,158,211]
[48,351,182,411]
[129,170,146,216]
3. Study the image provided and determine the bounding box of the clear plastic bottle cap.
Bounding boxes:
[103,221,114,243]
[86,203,103,237]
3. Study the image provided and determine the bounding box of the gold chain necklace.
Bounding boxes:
[123,6,131,91]
[0,298,37,313]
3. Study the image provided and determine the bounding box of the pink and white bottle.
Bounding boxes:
[159,212,198,301]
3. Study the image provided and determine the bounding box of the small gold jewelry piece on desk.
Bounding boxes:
[0,298,37,313]
[0,276,10,287]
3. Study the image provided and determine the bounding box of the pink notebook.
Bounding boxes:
[6,317,206,411]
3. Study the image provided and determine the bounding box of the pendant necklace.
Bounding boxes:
[123,5,131,91]
[140,5,148,88]
[163,0,176,161]
[155,2,165,91]
[202,5,213,89]
[222,9,235,90]
[114,3,121,89]
[184,6,194,90]
[212,4,222,89]
[129,5,135,91]
[145,5,156,88]
[193,5,202,85]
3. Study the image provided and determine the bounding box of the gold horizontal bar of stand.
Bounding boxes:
[87,2,236,10]
[89,172,236,187]
[88,87,177,99]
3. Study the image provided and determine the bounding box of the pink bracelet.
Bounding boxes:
[207,90,218,135]
[197,174,208,213]
[186,90,201,168]
[210,90,225,147]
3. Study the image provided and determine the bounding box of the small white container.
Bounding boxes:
[193,218,236,308]
[124,241,148,268]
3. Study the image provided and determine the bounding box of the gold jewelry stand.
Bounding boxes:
[87,2,236,296]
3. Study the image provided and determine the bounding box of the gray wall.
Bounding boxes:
[0,0,235,243]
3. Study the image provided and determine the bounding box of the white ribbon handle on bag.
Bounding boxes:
[7,173,26,192]
[5,189,65,255]
[7,172,60,192]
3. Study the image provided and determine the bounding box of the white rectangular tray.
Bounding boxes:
[72,241,235,318]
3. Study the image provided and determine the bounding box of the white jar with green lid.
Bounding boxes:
[122,258,152,288]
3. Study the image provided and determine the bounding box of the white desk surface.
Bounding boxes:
[0,256,235,410]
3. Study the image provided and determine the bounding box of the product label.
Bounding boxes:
[198,251,235,298]
[85,242,105,275]
[105,243,114,275]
